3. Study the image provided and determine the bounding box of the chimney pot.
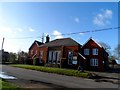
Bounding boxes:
[45,35,50,43]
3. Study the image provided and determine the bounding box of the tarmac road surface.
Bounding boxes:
[1,65,119,89]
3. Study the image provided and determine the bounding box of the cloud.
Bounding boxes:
[93,9,113,26]
[17,28,23,32]
[74,17,80,23]
[29,27,35,32]
[0,26,12,33]
[52,30,64,39]
[79,32,84,35]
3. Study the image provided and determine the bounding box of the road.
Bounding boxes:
[1,65,119,88]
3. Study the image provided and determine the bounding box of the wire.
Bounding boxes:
[5,26,120,39]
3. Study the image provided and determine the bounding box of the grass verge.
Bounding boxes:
[0,78,21,90]
[11,64,90,78]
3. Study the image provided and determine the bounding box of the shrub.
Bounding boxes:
[33,58,40,65]
[25,58,33,65]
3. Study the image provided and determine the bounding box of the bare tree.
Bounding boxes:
[18,50,28,64]
[9,52,17,63]
[99,41,111,55]
[113,44,120,59]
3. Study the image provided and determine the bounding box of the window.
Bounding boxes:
[90,59,98,66]
[93,49,98,55]
[40,51,43,63]
[48,51,61,64]
[57,51,61,64]
[84,49,89,55]
[40,51,43,59]
[31,50,33,55]
[72,56,77,64]
[52,52,56,64]
[48,51,53,63]
[68,51,73,65]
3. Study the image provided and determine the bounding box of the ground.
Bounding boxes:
[5,78,65,89]
[1,65,120,89]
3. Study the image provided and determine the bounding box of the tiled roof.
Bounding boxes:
[40,38,81,47]
[82,37,102,48]
[35,40,43,46]
[29,40,43,50]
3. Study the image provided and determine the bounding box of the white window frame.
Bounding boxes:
[57,51,61,64]
[93,48,98,55]
[90,58,98,66]
[48,51,61,64]
[84,49,89,55]
[31,50,33,55]
[40,51,43,58]
[40,51,43,63]
[68,51,73,65]
[52,52,56,64]
[48,51,53,63]
[72,56,77,65]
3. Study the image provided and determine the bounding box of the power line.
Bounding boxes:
[5,26,120,39]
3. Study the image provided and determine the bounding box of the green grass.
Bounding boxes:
[0,78,21,90]
[11,64,90,78]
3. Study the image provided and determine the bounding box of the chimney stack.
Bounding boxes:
[45,35,50,43]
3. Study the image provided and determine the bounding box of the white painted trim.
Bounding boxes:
[84,49,90,55]
[92,48,98,55]
[81,37,102,48]
[90,58,98,66]
[78,53,86,59]
[32,53,37,59]
[35,42,39,47]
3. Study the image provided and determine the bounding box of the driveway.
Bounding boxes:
[1,65,119,88]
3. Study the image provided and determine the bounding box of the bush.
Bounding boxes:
[33,58,40,65]
[25,58,33,65]
[87,73,101,79]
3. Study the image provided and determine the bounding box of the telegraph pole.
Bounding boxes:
[0,37,4,64]
[1,37,5,50]
[42,33,44,43]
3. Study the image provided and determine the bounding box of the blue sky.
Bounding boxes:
[0,2,118,53]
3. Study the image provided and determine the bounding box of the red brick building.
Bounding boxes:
[80,38,109,71]
[28,37,109,71]
[39,38,82,68]
[28,40,43,59]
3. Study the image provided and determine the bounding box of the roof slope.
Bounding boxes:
[81,37,109,55]
[29,40,43,50]
[82,37,102,48]
[40,38,81,47]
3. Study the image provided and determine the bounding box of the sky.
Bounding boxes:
[0,2,118,54]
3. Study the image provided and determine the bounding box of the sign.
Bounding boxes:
[72,56,77,64]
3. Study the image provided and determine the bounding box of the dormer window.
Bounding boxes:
[84,49,89,55]
[93,48,98,55]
